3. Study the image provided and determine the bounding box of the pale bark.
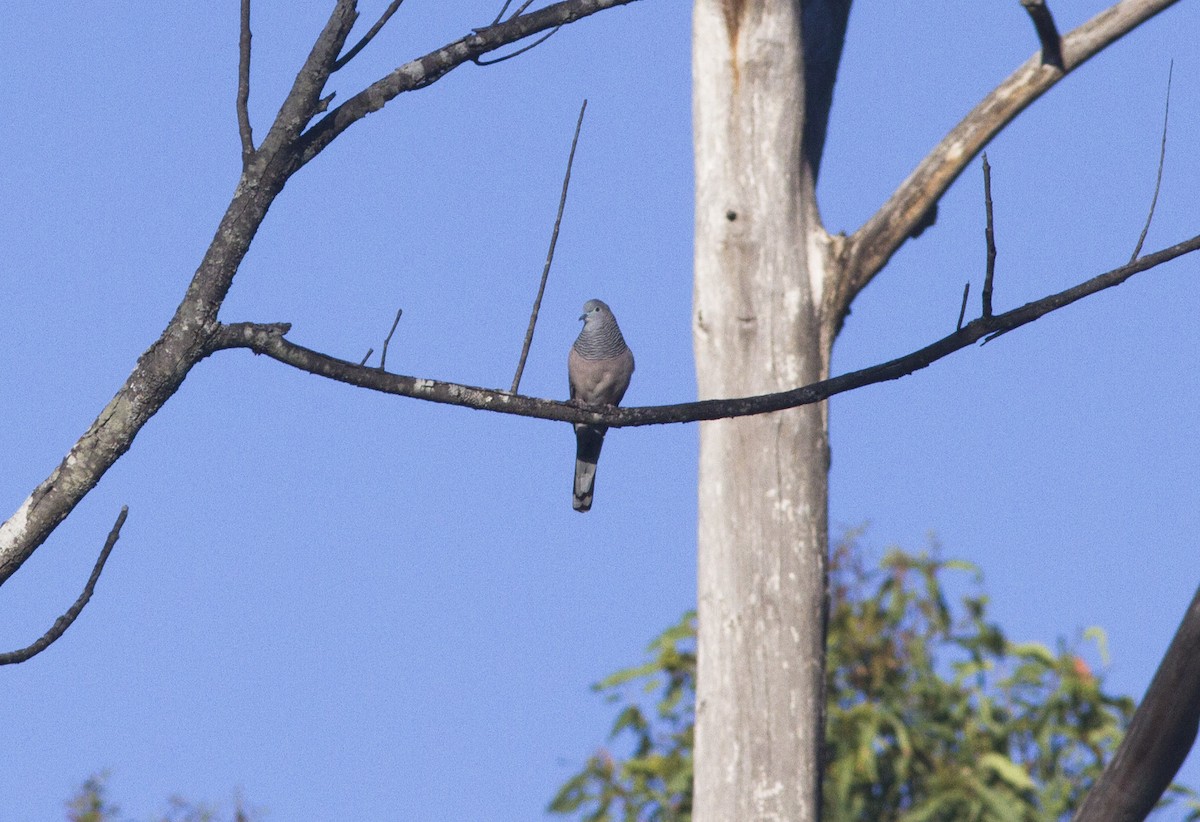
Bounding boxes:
[692,2,832,819]
[690,0,1186,820]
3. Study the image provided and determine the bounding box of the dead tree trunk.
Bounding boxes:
[692,2,836,819]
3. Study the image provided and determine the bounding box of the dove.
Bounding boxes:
[568,299,635,512]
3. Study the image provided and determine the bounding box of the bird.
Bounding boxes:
[568,299,635,512]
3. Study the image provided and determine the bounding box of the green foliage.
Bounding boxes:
[548,611,695,821]
[66,773,256,822]
[823,540,1128,821]
[68,772,120,822]
[549,536,1189,822]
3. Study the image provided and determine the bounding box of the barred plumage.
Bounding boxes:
[567,299,634,512]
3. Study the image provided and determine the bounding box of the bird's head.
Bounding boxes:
[579,299,613,324]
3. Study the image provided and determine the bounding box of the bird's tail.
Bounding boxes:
[573,425,607,513]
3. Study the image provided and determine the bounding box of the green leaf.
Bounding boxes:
[979,752,1036,792]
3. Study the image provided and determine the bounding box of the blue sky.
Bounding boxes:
[1,2,1198,819]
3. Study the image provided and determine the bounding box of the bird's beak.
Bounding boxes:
[579,312,587,321]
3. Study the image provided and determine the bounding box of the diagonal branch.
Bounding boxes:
[511,99,587,394]
[832,0,1181,330]
[256,0,360,158]
[1072,581,1200,822]
[0,0,641,592]
[296,0,641,167]
[474,27,562,66]
[212,232,1200,428]
[0,507,128,666]
[333,0,406,72]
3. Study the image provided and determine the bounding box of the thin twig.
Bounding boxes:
[379,308,404,372]
[237,0,255,164]
[511,100,588,394]
[982,153,997,318]
[491,0,536,26]
[957,282,971,331]
[491,0,515,25]
[1131,60,1172,263]
[0,507,129,666]
[359,348,374,366]
[514,1,538,16]
[475,26,561,65]
[334,0,406,71]
[1020,0,1064,69]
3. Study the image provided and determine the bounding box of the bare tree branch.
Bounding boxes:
[0,0,1177,659]
[474,27,562,66]
[494,0,538,25]
[492,1,517,25]
[832,0,1180,329]
[0,0,636,588]
[1021,0,1064,69]
[801,0,853,180]
[212,232,1200,428]
[333,0,406,72]
[956,282,970,332]
[512,99,587,394]
[256,0,360,158]
[296,0,641,167]
[1073,582,1200,822]
[982,154,997,318]
[379,308,403,372]
[237,0,255,164]
[0,507,128,666]
[1130,60,1172,262]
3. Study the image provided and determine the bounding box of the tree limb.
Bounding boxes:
[237,0,255,164]
[832,0,1180,329]
[1130,60,1172,262]
[1072,582,1200,822]
[255,0,359,158]
[801,0,853,180]
[333,0,406,72]
[0,507,128,666]
[1021,0,1064,69]
[296,0,641,167]
[0,1,635,588]
[511,99,587,394]
[982,154,997,318]
[212,231,1200,428]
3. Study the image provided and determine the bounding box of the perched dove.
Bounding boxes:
[568,299,635,512]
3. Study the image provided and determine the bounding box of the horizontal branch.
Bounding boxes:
[213,232,1200,428]
[297,0,641,166]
